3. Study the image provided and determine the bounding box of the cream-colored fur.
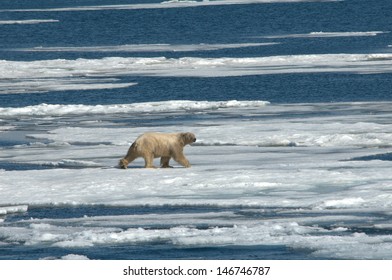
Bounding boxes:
[119,132,196,169]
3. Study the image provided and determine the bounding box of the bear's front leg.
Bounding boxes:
[173,153,191,168]
[143,153,156,168]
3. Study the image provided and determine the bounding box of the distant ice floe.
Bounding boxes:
[2,53,392,94]
[0,76,136,95]
[319,198,366,209]
[262,31,388,39]
[2,53,392,79]
[0,0,341,12]
[0,19,59,25]
[0,100,269,117]
[14,42,277,53]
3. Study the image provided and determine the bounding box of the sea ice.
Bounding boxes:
[1,100,392,259]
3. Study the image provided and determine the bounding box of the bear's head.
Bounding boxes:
[181,132,196,145]
[119,158,129,169]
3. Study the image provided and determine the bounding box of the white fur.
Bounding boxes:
[119,132,196,168]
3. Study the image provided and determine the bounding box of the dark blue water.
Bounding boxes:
[2,73,392,107]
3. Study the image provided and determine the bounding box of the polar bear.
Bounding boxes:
[119,132,196,169]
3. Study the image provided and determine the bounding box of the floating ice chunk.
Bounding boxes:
[320,198,366,209]
[60,254,90,260]
[0,205,28,216]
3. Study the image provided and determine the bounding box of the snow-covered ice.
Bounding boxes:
[1,100,392,259]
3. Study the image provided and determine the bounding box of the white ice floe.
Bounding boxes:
[319,198,366,209]
[0,100,269,117]
[0,75,136,94]
[1,54,391,80]
[0,0,340,12]
[0,205,28,222]
[262,31,388,39]
[0,205,28,216]
[59,254,90,260]
[1,100,392,259]
[14,43,277,53]
[0,19,59,25]
[2,53,392,94]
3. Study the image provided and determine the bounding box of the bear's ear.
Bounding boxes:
[178,133,186,144]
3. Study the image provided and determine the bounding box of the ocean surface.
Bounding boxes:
[1,0,392,260]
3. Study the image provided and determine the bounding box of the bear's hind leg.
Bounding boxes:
[160,157,173,168]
